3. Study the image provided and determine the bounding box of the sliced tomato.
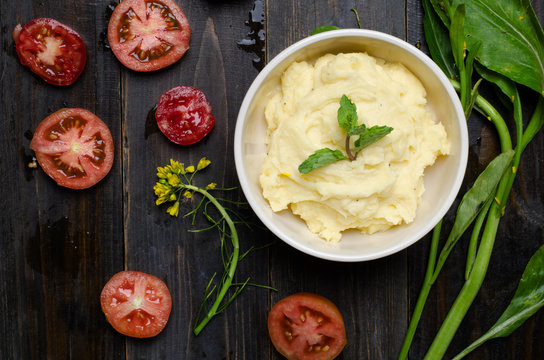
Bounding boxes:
[155,85,216,145]
[108,0,191,71]
[100,271,172,338]
[13,18,86,85]
[30,108,114,189]
[268,293,347,360]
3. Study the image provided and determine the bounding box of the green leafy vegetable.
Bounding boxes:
[311,25,341,35]
[298,95,392,173]
[298,148,347,174]
[422,0,457,79]
[397,0,544,359]
[457,0,544,94]
[453,244,544,360]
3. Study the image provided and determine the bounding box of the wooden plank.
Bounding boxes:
[120,0,269,358]
[266,1,408,359]
[0,1,124,359]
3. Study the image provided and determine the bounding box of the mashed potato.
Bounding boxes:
[260,52,450,242]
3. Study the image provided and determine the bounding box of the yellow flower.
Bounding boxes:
[157,166,168,179]
[183,191,193,199]
[206,182,217,190]
[153,182,170,196]
[167,173,181,187]
[169,159,185,174]
[166,201,180,217]
[197,157,211,170]
[169,193,177,201]
[156,193,170,205]
[186,165,195,173]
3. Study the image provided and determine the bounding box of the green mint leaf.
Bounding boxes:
[353,125,393,154]
[347,124,367,136]
[311,26,341,35]
[338,95,358,132]
[298,148,347,174]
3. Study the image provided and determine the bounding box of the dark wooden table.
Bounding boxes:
[1,1,543,359]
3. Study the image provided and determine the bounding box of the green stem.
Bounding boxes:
[188,184,240,336]
[465,198,491,279]
[422,96,544,360]
[450,79,512,152]
[423,175,506,359]
[398,222,441,360]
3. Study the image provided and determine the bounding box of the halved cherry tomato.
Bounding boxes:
[100,271,172,338]
[13,18,86,85]
[155,85,216,145]
[268,293,347,360]
[30,108,114,189]
[107,0,191,72]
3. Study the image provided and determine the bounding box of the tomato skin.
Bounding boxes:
[155,86,216,145]
[30,108,114,189]
[268,293,347,360]
[108,0,191,72]
[14,18,86,85]
[100,271,172,338]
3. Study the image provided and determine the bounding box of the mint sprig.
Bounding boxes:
[298,95,393,173]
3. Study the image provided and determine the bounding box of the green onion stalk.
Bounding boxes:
[398,80,544,359]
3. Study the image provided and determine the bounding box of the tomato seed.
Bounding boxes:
[322,345,330,352]
[300,313,306,322]
[40,26,47,35]
[314,346,321,352]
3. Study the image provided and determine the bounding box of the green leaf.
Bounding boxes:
[452,244,544,360]
[455,0,544,94]
[347,124,367,136]
[432,149,515,281]
[449,4,466,74]
[423,0,457,79]
[353,125,393,154]
[311,25,341,35]
[337,95,358,132]
[430,0,453,27]
[298,148,347,174]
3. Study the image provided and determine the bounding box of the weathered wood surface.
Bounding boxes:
[0,0,543,359]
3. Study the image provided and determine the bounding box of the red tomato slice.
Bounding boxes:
[155,85,216,145]
[101,271,172,338]
[30,108,114,189]
[108,0,191,71]
[13,18,86,85]
[268,293,347,360]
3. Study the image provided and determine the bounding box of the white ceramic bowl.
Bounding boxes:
[234,29,468,262]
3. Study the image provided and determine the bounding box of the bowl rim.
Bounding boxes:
[234,29,468,262]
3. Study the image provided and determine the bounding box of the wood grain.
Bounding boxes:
[0,0,543,359]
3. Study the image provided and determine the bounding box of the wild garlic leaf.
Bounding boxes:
[423,0,457,79]
[298,148,347,174]
[337,95,358,132]
[353,125,393,154]
[311,25,341,35]
[452,244,544,360]
[432,150,515,281]
[454,0,544,94]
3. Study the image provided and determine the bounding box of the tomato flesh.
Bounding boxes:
[14,18,86,85]
[108,0,191,71]
[268,293,347,360]
[30,108,114,189]
[101,271,172,338]
[155,86,216,145]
